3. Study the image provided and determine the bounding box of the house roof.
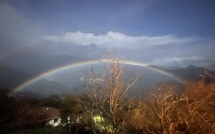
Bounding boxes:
[38,107,60,120]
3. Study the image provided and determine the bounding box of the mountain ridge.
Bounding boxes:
[1,57,215,98]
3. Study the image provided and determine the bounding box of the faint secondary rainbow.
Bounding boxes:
[8,59,183,96]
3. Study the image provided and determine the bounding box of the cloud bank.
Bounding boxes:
[45,31,194,49]
[42,31,215,69]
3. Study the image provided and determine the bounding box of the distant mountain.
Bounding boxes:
[168,65,215,83]
[128,64,215,90]
[2,57,215,98]
[159,65,183,70]
[12,79,74,97]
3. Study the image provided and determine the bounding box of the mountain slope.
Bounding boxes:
[168,65,215,83]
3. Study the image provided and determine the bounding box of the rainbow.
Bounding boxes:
[8,59,183,96]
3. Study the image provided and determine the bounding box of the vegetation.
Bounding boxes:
[0,57,215,133]
[10,126,63,134]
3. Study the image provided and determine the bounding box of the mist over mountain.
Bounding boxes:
[1,34,214,95]
[5,60,215,98]
[0,53,90,91]
[5,53,88,74]
[0,66,31,90]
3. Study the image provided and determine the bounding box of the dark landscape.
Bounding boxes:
[0,0,215,134]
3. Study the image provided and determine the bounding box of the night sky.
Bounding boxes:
[1,0,215,69]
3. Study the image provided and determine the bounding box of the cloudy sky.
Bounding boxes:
[0,0,215,69]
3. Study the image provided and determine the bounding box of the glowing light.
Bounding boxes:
[93,115,105,122]
[93,114,113,133]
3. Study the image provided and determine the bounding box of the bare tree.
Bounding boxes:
[148,83,186,134]
[141,81,215,134]
[177,81,215,134]
[123,99,158,133]
[82,55,215,134]
[85,56,138,133]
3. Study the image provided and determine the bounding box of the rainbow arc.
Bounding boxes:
[8,59,182,96]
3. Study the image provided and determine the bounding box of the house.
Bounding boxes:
[38,107,61,127]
